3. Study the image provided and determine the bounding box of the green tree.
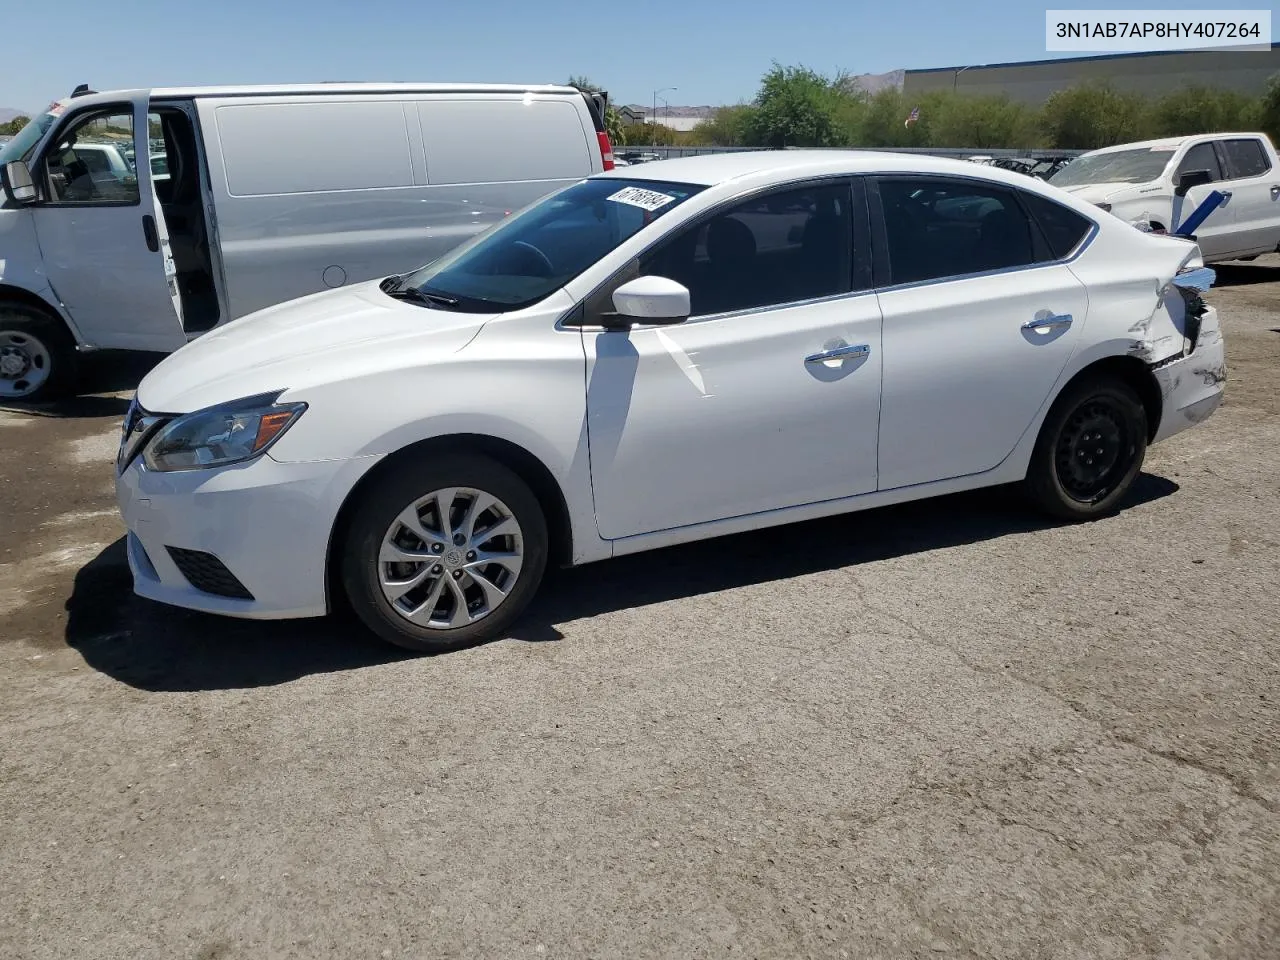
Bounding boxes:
[0,115,30,136]
[1256,72,1280,145]
[927,93,1040,149]
[687,104,756,146]
[1040,83,1151,149]
[1152,86,1259,136]
[742,63,851,148]
[857,89,932,148]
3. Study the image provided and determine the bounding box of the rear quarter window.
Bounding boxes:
[419,98,592,186]
[215,101,414,196]
[1220,138,1271,179]
[1020,191,1094,260]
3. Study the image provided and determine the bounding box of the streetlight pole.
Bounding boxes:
[952,65,972,93]
[652,86,677,150]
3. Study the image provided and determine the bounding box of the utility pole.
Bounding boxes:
[652,86,677,150]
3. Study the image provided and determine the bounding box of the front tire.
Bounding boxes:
[0,303,78,403]
[340,453,548,653]
[1024,376,1148,521]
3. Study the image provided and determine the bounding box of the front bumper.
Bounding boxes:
[116,451,383,619]
[1151,304,1226,444]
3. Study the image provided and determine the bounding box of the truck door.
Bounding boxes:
[28,91,187,352]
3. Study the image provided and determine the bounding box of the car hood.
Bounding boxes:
[136,280,496,414]
[1054,181,1156,203]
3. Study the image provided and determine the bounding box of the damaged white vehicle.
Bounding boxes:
[116,152,1225,652]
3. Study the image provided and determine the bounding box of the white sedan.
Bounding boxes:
[115,152,1226,652]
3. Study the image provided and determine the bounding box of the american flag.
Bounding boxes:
[904,106,920,128]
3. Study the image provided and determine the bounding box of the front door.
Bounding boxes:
[583,180,884,540]
[1170,141,1236,258]
[29,92,187,352]
[871,176,1089,491]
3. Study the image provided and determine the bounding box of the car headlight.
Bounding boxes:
[142,391,307,472]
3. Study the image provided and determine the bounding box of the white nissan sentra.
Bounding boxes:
[115,152,1226,652]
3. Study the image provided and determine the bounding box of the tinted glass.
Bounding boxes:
[641,183,854,316]
[1221,139,1271,179]
[878,179,1035,284]
[1176,142,1222,182]
[1049,148,1175,187]
[1020,191,1093,260]
[400,178,703,312]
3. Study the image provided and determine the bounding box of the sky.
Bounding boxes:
[0,0,1270,113]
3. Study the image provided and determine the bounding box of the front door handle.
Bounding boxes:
[1023,313,1073,332]
[142,215,159,253]
[805,343,871,365]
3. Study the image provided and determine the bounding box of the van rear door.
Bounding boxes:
[28,90,187,352]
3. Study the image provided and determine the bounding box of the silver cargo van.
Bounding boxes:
[0,82,615,400]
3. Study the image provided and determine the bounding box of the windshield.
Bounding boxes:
[0,109,61,166]
[1049,148,1176,187]
[395,178,705,313]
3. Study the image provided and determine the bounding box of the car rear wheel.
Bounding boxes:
[1024,376,1148,521]
[0,304,77,403]
[341,453,548,653]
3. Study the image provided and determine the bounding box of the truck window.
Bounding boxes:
[1175,142,1223,183]
[1219,139,1271,180]
[43,108,139,205]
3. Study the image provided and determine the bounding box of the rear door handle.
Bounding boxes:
[805,343,871,364]
[1022,313,1073,332]
[142,215,159,253]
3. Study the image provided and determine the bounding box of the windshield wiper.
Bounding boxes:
[381,282,460,310]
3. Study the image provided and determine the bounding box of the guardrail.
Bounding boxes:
[619,144,1086,160]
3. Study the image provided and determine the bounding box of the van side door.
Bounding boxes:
[27,91,187,352]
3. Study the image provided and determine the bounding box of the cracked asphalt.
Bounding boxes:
[2,255,1278,960]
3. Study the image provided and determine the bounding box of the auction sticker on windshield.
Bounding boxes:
[607,186,677,211]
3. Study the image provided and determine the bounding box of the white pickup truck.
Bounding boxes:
[1048,132,1280,263]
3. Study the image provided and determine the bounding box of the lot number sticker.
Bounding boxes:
[607,186,677,211]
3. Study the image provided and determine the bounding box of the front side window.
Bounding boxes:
[640,183,854,317]
[878,178,1035,285]
[1175,142,1223,183]
[397,178,703,313]
[1220,139,1271,180]
[1049,148,1176,187]
[43,108,138,205]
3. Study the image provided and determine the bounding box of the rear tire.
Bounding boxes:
[0,303,78,403]
[340,452,549,653]
[1024,376,1148,521]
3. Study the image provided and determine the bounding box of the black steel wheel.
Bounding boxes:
[1025,376,1148,520]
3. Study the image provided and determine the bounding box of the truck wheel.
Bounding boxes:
[0,304,78,403]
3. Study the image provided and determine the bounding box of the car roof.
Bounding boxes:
[146,82,581,99]
[597,149,1054,189]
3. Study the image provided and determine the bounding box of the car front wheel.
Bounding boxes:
[1025,376,1149,521]
[341,453,549,653]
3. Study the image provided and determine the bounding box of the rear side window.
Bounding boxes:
[1176,142,1223,182]
[1220,138,1271,179]
[216,101,414,196]
[1020,191,1093,260]
[419,99,591,185]
[877,178,1035,285]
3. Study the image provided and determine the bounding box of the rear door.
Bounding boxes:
[1214,137,1280,256]
[28,91,187,352]
[870,175,1090,491]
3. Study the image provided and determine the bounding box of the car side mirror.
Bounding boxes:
[1175,169,1213,197]
[601,276,690,329]
[2,160,37,204]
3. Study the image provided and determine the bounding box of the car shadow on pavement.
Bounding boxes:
[66,475,1179,692]
[1213,262,1280,287]
[0,351,163,419]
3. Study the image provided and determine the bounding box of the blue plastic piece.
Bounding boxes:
[1174,191,1226,237]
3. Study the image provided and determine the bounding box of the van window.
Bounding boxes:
[44,108,139,205]
[215,101,414,196]
[419,99,591,185]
